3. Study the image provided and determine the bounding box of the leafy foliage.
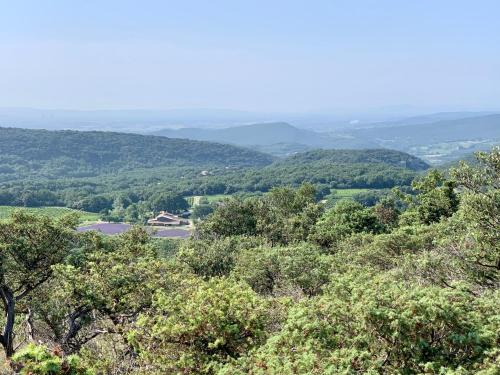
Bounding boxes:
[222,275,497,374]
[147,192,189,214]
[129,278,269,373]
[232,243,331,296]
[11,344,92,375]
[309,200,385,248]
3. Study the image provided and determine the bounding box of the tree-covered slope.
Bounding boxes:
[0,127,275,181]
[273,149,429,171]
[236,149,429,191]
[0,146,429,210]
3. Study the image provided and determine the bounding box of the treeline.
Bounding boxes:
[0,148,498,374]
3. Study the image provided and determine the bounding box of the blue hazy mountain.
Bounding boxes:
[349,114,500,144]
[152,122,377,156]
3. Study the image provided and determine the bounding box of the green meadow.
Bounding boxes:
[186,194,232,207]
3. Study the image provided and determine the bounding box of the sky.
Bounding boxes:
[0,0,499,113]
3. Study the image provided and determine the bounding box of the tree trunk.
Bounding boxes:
[25,308,34,342]
[0,286,15,357]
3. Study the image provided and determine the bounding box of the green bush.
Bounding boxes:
[129,278,269,373]
[11,344,93,375]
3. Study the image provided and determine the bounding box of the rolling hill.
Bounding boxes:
[0,127,275,182]
[271,149,429,171]
[232,149,429,191]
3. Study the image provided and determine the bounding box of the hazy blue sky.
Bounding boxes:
[1,0,499,112]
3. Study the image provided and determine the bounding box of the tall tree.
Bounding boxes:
[451,147,500,286]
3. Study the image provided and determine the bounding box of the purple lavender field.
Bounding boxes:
[77,223,191,238]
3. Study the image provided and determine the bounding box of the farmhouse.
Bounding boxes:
[147,211,189,226]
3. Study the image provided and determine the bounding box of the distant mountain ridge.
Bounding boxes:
[152,116,500,162]
[152,114,500,148]
[152,122,332,146]
[355,111,498,129]
[152,122,379,157]
[345,114,500,164]
[349,114,500,144]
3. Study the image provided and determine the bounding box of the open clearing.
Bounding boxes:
[329,188,373,198]
[186,194,231,207]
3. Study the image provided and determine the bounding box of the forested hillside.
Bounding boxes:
[272,149,428,170]
[0,128,427,213]
[0,127,274,181]
[238,149,428,192]
[1,148,498,373]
